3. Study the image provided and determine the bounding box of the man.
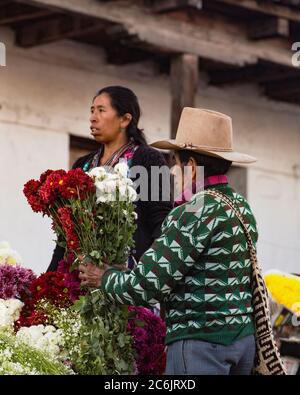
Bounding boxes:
[79,107,258,375]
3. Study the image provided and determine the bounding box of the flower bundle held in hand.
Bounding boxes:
[24,163,137,374]
[23,164,137,266]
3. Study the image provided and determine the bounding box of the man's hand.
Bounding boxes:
[78,261,125,288]
[78,263,106,288]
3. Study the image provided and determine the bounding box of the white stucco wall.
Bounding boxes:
[0,125,68,274]
[0,26,299,274]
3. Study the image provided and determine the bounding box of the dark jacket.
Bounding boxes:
[47,144,173,271]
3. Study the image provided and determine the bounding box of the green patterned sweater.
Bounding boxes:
[101,183,258,345]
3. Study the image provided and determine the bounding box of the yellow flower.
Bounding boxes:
[265,273,300,314]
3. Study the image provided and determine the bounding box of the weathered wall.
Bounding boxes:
[0,26,299,273]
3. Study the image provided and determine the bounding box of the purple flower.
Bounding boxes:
[127,306,166,375]
[0,264,36,300]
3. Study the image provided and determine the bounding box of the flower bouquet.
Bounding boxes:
[23,163,137,374]
[264,270,300,329]
[264,271,300,315]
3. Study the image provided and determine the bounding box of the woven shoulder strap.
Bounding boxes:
[205,189,257,263]
[205,188,287,375]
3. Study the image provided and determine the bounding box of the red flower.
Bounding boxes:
[23,179,46,213]
[29,272,73,306]
[16,307,48,328]
[57,253,86,301]
[60,168,95,200]
[16,271,77,329]
[57,207,80,251]
[39,169,54,184]
[38,169,67,205]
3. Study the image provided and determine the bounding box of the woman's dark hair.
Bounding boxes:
[177,150,232,177]
[94,86,147,146]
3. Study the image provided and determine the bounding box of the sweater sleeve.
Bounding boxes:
[101,204,211,307]
[131,145,173,239]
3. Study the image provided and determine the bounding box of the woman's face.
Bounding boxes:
[90,93,125,144]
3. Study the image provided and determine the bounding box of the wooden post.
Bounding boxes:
[170,53,198,139]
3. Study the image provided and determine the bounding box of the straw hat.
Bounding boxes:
[150,107,257,163]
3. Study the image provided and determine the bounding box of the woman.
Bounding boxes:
[79,107,259,375]
[47,86,172,272]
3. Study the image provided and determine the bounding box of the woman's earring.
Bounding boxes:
[120,127,125,133]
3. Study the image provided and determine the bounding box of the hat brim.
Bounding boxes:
[150,139,257,164]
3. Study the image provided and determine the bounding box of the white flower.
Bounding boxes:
[0,241,22,266]
[16,325,64,358]
[5,299,24,321]
[88,166,108,180]
[114,162,129,178]
[104,179,118,195]
[0,299,24,328]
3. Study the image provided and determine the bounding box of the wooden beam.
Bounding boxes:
[105,45,150,65]
[16,16,105,47]
[0,2,54,25]
[248,17,289,40]
[170,54,198,138]
[153,0,203,13]
[216,0,300,23]
[208,62,300,85]
[271,0,300,8]
[264,77,300,98]
[209,64,260,85]
[0,1,15,6]
[281,0,300,7]
[14,0,294,67]
[0,9,53,25]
